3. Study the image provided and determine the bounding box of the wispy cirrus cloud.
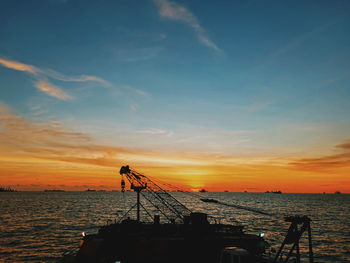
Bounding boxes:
[137,128,174,137]
[121,84,149,98]
[130,104,138,112]
[35,80,72,100]
[0,57,40,74]
[44,69,110,85]
[115,46,164,62]
[0,56,109,100]
[270,21,337,60]
[153,0,221,52]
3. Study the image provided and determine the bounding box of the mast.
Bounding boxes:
[130,183,146,221]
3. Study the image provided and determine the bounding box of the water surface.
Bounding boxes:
[0,192,349,262]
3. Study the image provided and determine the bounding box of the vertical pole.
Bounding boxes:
[295,224,300,263]
[137,189,140,221]
[307,221,314,263]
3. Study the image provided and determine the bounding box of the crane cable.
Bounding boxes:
[148,175,276,218]
[120,166,280,220]
[200,198,277,217]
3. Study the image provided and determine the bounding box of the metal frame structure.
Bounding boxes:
[273,216,314,263]
[119,165,192,222]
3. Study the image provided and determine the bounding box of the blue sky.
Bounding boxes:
[1,0,350,159]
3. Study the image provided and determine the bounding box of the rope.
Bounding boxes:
[146,175,207,200]
[116,203,137,223]
[215,200,276,217]
[146,174,278,218]
[139,200,155,222]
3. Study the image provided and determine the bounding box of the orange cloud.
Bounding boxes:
[337,141,350,150]
[0,103,131,160]
[0,103,89,147]
[35,80,72,100]
[290,140,350,172]
[0,57,40,74]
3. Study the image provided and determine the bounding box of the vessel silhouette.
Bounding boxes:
[62,166,314,263]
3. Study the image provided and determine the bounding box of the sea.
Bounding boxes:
[0,191,349,262]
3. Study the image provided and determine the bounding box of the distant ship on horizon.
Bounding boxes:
[0,186,16,192]
[265,190,282,194]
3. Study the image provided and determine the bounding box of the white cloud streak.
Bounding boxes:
[270,21,337,59]
[35,80,72,100]
[44,69,110,85]
[153,0,221,52]
[137,128,174,137]
[130,104,138,112]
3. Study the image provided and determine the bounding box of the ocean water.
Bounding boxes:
[0,191,349,262]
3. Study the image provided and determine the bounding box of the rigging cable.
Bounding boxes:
[148,175,278,219]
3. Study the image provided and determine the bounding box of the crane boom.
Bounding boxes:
[120,165,192,222]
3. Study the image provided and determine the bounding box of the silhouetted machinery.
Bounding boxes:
[119,165,191,222]
[273,216,313,263]
[67,165,314,263]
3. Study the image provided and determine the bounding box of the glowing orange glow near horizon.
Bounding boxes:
[0,103,349,193]
[1,153,349,193]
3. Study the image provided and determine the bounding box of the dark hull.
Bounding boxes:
[72,220,267,263]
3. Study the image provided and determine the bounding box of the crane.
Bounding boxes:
[119,165,192,223]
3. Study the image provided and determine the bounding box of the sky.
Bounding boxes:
[0,0,350,193]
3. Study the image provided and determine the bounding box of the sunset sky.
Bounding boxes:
[1,0,350,193]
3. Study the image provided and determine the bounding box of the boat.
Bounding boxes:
[0,186,16,192]
[265,190,282,194]
[61,165,314,263]
[272,191,282,194]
